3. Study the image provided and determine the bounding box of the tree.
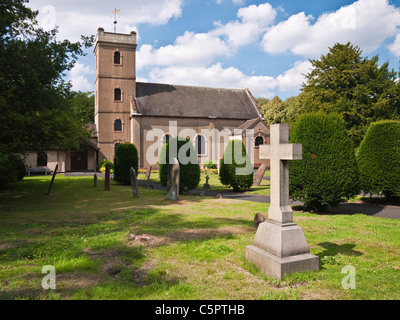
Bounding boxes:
[114,143,139,185]
[68,91,95,125]
[219,140,253,191]
[300,42,400,147]
[357,120,400,198]
[0,0,91,183]
[289,113,360,210]
[159,137,200,192]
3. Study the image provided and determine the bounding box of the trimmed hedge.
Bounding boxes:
[289,113,360,210]
[357,120,400,198]
[159,137,200,192]
[219,139,253,191]
[113,143,139,185]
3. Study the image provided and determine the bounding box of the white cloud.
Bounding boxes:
[68,63,94,91]
[276,60,312,92]
[262,0,400,58]
[138,3,276,69]
[29,0,183,41]
[388,33,400,56]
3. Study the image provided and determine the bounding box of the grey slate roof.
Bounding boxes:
[135,82,262,120]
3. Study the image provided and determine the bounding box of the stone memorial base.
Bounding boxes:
[245,220,319,280]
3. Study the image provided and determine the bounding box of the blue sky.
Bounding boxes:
[29,0,400,99]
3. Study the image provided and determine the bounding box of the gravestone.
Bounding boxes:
[166,157,180,200]
[203,175,210,189]
[94,174,97,188]
[253,164,268,186]
[245,123,319,280]
[129,168,140,198]
[104,163,111,191]
[145,165,152,180]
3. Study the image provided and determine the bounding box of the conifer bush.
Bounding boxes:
[289,113,360,210]
[113,143,139,185]
[219,140,253,191]
[159,137,200,192]
[357,120,400,198]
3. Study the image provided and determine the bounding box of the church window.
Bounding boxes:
[114,88,122,101]
[114,119,122,132]
[196,135,206,155]
[255,136,264,147]
[114,51,121,65]
[37,152,47,167]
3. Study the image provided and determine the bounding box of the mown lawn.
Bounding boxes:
[0,175,399,300]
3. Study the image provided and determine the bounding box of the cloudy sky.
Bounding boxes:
[28,0,400,99]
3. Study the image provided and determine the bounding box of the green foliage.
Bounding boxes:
[204,160,217,169]
[97,159,114,174]
[159,137,200,192]
[68,91,95,125]
[0,152,25,185]
[113,144,139,185]
[219,140,253,191]
[290,113,360,210]
[357,121,400,198]
[301,42,400,147]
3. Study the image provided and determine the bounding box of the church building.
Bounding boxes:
[24,28,269,173]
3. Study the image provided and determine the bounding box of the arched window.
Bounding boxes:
[114,88,122,101]
[114,119,122,132]
[37,152,47,167]
[196,135,205,155]
[255,136,264,147]
[163,134,170,144]
[114,51,121,65]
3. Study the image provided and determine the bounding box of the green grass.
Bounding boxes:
[0,175,399,300]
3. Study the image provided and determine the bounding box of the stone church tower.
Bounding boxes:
[94,28,137,161]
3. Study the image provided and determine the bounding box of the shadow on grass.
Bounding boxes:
[316,242,363,269]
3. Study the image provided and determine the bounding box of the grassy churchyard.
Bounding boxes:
[0,175,399,300]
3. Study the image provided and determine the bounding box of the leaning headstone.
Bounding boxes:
[104,163,111,191]
[145,165,152,180]
[253,164,268,186]
[203,175,210,189]
[47,164,58,195]
[245,123,319,280]
[129,167,140,198]
[166,157,180,200]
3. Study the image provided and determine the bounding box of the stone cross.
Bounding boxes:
[166,157,180,200]
[203,175,210,189]
[245,123,319,279]
[259,123,302,224]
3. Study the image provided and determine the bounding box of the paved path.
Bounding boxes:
[137,179,400,220]
[64,172,400,220]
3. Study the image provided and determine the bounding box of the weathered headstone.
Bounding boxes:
[245,123,319,279]
[253,164,268,186]
[129,167,140,198]
[203,175,210,189]
[47,164,58,195]
[94,174,97,188]
[166,157,180,200]
[145,165,152,180]
[104,163,111,191]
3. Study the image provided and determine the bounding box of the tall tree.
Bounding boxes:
[300,42,400,147]
[0,0,90,183]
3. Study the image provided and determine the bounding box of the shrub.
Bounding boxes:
[357,120,400,198]
[219,140,253,191]
[159,137,200,192]
[0,153,26,184]
[289,113,360,210]
[204,160,217,170]
[97,159,114,173]
[113,143,139,185]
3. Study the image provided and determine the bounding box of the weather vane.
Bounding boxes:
[113,8,120,33]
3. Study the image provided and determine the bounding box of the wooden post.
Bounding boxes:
[104,163,110,191]
[47,164,58,195]
[94,174,97,188]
